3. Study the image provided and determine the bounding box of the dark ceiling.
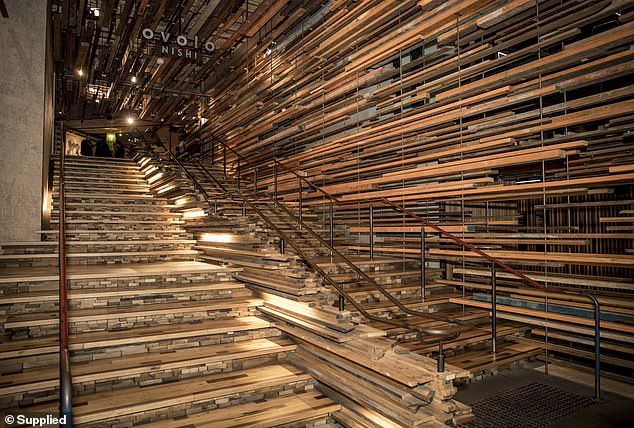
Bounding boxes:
[53,0,322,132]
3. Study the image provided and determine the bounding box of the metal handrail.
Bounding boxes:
[196,133,602,397]
[264,194,467,332]
[172,135,465,332]
[201,134,341,203]
[136,144,464,370]
[189,156,466,336]
[58,122,73,427]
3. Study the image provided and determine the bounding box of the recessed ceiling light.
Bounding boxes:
[78,69,83,76]
[127,117,134,124]
[131,76,137,83]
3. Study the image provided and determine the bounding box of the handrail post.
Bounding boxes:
[223,145,227,178]
[330,201,344,310]
[580,292,601,400]
[420,226,426,303]
[298,178,303,229]
[369,203,374,260]
[437,340,445,372]
[329,201,334,250]
[273,162,278,200]
[280,237,285,255]
[491,263,497,355]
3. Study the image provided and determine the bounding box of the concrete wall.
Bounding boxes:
[0,0,49,241]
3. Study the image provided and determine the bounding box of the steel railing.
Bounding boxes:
[58,122,73,426]
[135,133,467,371]
[192,132,603,397]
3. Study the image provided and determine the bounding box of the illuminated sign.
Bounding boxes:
[142,28,215,60]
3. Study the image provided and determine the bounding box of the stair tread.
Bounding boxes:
[0,337,295,395]
[51,219,184,224]
[52,210,179,216]
[22,363,311,424]
[0,260,241,283]
[0,239,196,246]
[37,229,187,235]
[62,193,166,200]
[0,316,273,359]
[0,281,246,304]
[141,390,340,428]
[5,298,263,328]
[0,249,198,260]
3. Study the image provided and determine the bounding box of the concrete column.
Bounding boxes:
[0,0,51,241]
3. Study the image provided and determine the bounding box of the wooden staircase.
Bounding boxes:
[0,155,339,427]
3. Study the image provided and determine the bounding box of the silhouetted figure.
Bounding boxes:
[114,141,125,158]
[95,141,112,157]
[80,139,93,156]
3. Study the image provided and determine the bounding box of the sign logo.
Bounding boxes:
[142,28,215,60]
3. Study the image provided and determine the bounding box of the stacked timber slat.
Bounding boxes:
[1,155,340,427]
[180,0,634,383]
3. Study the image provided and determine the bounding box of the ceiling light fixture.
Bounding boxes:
[78,69,83,76]
[127,117,134,124]
[131,76,137,83]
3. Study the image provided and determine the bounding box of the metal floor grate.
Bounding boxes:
[461,382,596,428]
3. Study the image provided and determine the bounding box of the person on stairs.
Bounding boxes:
[114,141,125,158]
[80,139,93,156]
[95,140,112,157]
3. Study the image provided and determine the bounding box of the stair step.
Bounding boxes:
[38,230,188,236]
[51,210,181,217]
[60,167,144,177]
[62,156,138,165]
[61,193,166,200]
[0,281,246,304]
[0,249,198,262]
[5,298,263,329]
[59,175,147,184]
[21,364,312,425]
[0,261,239,284]
[0,337,295,397]
[142,390,340,428]
[0,316,274,360]
[57,182,149,189]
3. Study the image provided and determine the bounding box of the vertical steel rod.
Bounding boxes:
[329,201,334,250]
[237,159,241,189]
[330,201,343,310]
[421,226,426,303]
[491,263,497,355]
[298,178,303,228]
[273,162,278,200]
[437,341,445,372]
[369,203,374,260]
[223,145,227,177]
[580,292,601,400]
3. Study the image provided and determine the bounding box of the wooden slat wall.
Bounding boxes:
[193,0,633,298]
